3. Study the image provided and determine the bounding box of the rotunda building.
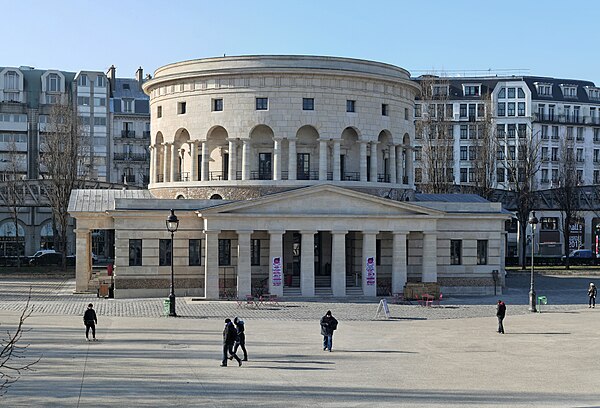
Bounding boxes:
[143,55,419,201]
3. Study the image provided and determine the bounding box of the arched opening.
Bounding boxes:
[174,128,191,181]
[176,194,185,199]
[295,125,319,180]
[340,127,361,181]
[249,125,275,180]
[40,222,54,250]
[378,130,393,183]
[207,126,229,180]
[0,220,25,256]
[155,132,164,182]
[210,194,223,200]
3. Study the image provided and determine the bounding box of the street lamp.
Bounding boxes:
[166,209,179,317]
[528,211,538,312]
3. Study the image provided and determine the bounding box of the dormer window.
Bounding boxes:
[4,71,18,90]
[586,87,600,100]
[47,74,60,93]
[535,83,552,96]
[78,74,88,86]
[560,84,578,98]
[463,85,480,96]
[432,85,448,97]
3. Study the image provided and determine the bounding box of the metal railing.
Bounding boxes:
[120,130,136,138]
[174,172,190,182]
[342,172,360,181]
[113,153,148,161]
[209,171,226,180]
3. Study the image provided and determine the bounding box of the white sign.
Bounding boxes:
[272,256,282,286]
[365,256,376,286]
[375,299,390,319]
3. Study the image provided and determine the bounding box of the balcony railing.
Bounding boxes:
[120,130,136,138]
[114,153,148,161]
[142,131,151,139]
[533,113,587,124]
[122,175,135,183]
[377,173,391,183]
[209,171,226,180]
[342,172,360,181]
[174,172,190,182]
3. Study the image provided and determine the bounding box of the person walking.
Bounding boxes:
[496,300,506,334]
[232,317,248,361]
[320,310,338,352]
[588,282,597,308]
[83,303,98,341]
[221,318,242,367]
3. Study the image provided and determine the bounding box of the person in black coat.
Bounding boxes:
[83,303,98,341]
[496,300,506,334]
[232,317,248,361]
[221,318,242,367]
[320,310,338,351]
[588,282,597,308]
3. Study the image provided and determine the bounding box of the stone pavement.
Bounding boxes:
[0,274,599,407]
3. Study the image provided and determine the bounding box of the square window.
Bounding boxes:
[346,100,356,113]
[159,239,172,266]
[128,239,142,266]
[302,98,314,111]
[212,98,223,112]
[157,106,162,118]
[256,97,268,110]
[381,104,388,116]
[178,101,186,114]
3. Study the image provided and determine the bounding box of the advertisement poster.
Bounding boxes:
[365,256,376,286]
[272,256,282,286]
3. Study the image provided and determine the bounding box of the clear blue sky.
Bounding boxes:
[6,0,600,84]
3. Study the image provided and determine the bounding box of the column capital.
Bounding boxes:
[236,230,254,235]
[392,231,409,236]
[331,230,348,235]
[362,230,379,235]
[268,230,286,236]
[203,229,221,235]
[299,230,317,235]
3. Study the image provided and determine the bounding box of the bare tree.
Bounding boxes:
[553,137,580,269]
[0,293,40,395]
[40,102,89,269]
[471,92,497,200]
[0,140,26,267]
[415,75,455,193]
[503,128,541,269]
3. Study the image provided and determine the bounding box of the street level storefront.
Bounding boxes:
[68,185,508,299]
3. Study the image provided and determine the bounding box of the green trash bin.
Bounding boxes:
[537,296,547,313]
[163,299,170,316]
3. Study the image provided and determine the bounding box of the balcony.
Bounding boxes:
[377,173,391,183]
[142,131,151,139]
[120,130,136,138]
[533,113,584,124]
[113,153,148,161]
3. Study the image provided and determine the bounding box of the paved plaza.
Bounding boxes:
[0,274,599,407]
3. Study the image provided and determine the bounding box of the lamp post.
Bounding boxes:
[166,209,179,317]
[528,211,538,312]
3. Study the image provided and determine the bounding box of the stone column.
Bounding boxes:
[190,141,198,181]
[149,146,155,184]
[300,230,316,297]
[318,139,328,180]
[370,142,378,182]
[162,143,170,182]
[288,139,297,180]
[170,143,177,182]
[228,139,236,181]
[242,140,250,180]
[268,230,284,297]
[75,229,92,292]
[362,231,378,297]
[333,140,341,181]
[331,231,347,297]
[236,230,252,299]
[406,147,414,186]
[392,231,408,294]
[422,232,438,282]
[398,147,405,184]
[204,230,220,299]
[273,138,282,181]
[201,142,209,181]
[359,141,367,182]
[155,144,161,183]
[389,144,397,184]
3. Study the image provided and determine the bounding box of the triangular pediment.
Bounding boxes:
[198,185,443,217]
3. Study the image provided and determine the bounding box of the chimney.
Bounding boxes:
[107,65,116,94]
[136,67,143,88]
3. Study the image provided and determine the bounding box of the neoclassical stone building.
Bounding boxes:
[69,56,509,299]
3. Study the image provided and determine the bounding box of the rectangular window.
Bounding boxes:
[577,148,584,162]
[507,102,515,116]
[518,88,525,98]
[96,76,105,87]
[595,149,600,163]
[381,104,388,116]
[79,74,87,86]
[518,102,525,116]
[212,98,223,111]
[77,96,90,106]
[446,104,453,118]
[189,239,201,266]
[48,74,60,92]
[94,97,106,107]
[414,168,422,183]
[415,104,421,117]
[496,124,505,138]
[219,239,231,266]
[551,147,558,161]
[541,169,549,183]
[258,152,272,180]
[497,103,505,116]
[450,240,462,265]
[251,239,261,266]
[497,146,505,160]
[405,107,410,120]
[468,104,476,119]
[414,147,422,161]
[468,146,476,161]
[157,106,162,118]
[508,88,516,98]
[541,147,548,161]
[460,125,468,139]
[567,127,573,140]
[178,101,186,114]
[346,100,356,113]
[498,88,506,98]
[93,117,106,126]
[159,239,172,266]
[552,169,558,183]
[128,239,142,266]
[464,85,480,96]
[595,170,600,184]
[469,168,475,182]
[477,240,488,265]
[552,126,559,139]
[507,124,516,138]
[477,103,485,117]
[518,124,527,138]
[303,98,314,111]
[459,104,467,117]
[496,167,505,183]
[256,97,268,110]
[577,127,584,141]
[460,168,467,182]
[460,146,468,160]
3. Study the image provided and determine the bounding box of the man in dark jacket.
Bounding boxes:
[221,318,242,367]
[232,317,248,361]
[83,303,98,341]
[320,310,338,352]
[496,300,506,334]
